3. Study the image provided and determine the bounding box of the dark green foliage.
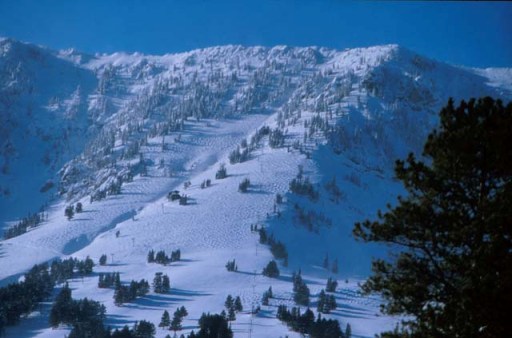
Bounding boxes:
[159,310,170,328]
[238,178,250,192]
[153,272,170,294]
[49,286,106,337]
[99,254,108,266]
[224,295,234,311]
[224,294,242,320]
[261,291,270,306]
[227,307,236,321]
[49,257,93,283]
[258,227,267,244]
[177,306,188,317]
[292,271,310,306]
[259,229,289,262]
[353,97,512,337]
[65,205,75,220]
[269,240,288,260]
[179,195,188,205]
[155,250,168,264]
[326,278,338,293]
[345,323,352,338]
[113,279,149,305]
[147,250,155,263]
[170,306,189,332]
[225,259,237,272]
[317,289,337,314]
[277,305,343,338]
[109,321,156,338]
[268,128,285,148]
[133,320,155,338]
[215,163,227,179]
[234,296,243,312]
[76,256,94,275]
[194,313,233,338]
[170,311,183,331]
[3,212,45,239]
[240,139,248,148]
[148,249,180,265]
[229,146,250,164]
[294,204,333,232]
[49,283,73,327]
[289,175,319,201]
[0,259,98,332]
[98,272,120,288]
[171,249,181,262]
[262,260,280,278]
[75,202,83,213]
[200,179,212,189]
[162,275,171,293]
[111,326,135,338]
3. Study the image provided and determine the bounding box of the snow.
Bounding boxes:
[1,38,510,337]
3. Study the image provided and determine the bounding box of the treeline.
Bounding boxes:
[113,279,150,306]
[258,227,288,265]
[0,263,54,333]
[292,270,310,306]
[229,125,285,165]
[147,249,181,265]
[50,283,158,338]
[3,212,46,239]
[277,305,351,338]
[0,256,95,334]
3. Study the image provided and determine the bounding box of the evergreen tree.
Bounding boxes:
[170,309,183,332]
[238,178,250,192]
[224,295,234,311]
[215,163,227,179]
[196,313,233,338]
[133,320,155,338]
[65,205,74,220]
[234,296,243,312]
[147,250,155,263]
[153,272,163,293]
[353,97,512,337]
[345,323,352,338]
[75,202,83,213]
[177,306,188,318]
[160,274,170,293]
[227,307,236,321]
[262,260,280,278]
[99,254,108,266]
[326,278,338,293]
[49,283,73,327]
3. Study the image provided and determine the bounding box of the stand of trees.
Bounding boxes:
[276,305,348,338]
[147,249,181,265]
[292,270,310,306]
[262,260,280,278]
[354,97,512,337]
[3,212,46,239]
[113,279,150,305]
[186,313,233,338]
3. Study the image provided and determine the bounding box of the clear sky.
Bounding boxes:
[0,0,510,68]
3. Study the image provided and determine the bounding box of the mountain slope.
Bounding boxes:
[0,39,510,338]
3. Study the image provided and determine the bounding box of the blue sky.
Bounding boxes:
[0,0,510,67]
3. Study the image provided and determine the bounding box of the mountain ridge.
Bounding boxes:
[0,37,510,338]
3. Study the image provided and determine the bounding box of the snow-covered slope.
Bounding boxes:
[0,39,510,337]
